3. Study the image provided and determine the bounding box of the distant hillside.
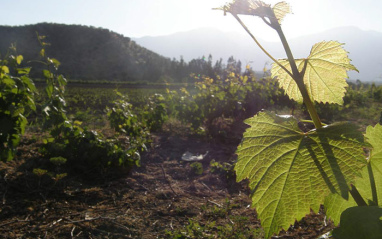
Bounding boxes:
[0,23,174,82]
[134,27,382,82]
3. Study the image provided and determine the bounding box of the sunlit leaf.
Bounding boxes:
[16,67,31,75]
[11,107,24,117]
[11,134,21,147]
[235,111,366,238]
[41,42,51,47]
[57,75,67,86]
[2,76,15,86]
[20,75,36,93]
[43,69,53,79]
[16,55,23,65]
[46,84,53,97]
[38,35,46,40]
[19,114,27,135]
[272,2,291,23]
[271,41,358,104]
[1,66,9,77]
[48,57,61,70]
[325,124,382,224]
[25,95,36,111]
[40,48,45,57]
[324,192,356,225]
[74,120,82,126]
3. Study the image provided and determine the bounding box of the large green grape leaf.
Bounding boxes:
[325,123,382,224]
[271,41,358,105]
[235,111,366,238]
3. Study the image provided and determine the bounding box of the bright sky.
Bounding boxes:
[2,0,382,41]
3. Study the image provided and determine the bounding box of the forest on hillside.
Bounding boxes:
[0,23,246,83]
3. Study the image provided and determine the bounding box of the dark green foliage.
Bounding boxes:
[49,156,67,166]
[0,23,173,82]
[209,159,232,175]
[141,93,168,132]
[0,46,36,161]
[42,124,141,170]
[165,87,202,131]
[162,68,293,135]
[33,37,145,172]
[313,81,382,125]
[107,91,150,141]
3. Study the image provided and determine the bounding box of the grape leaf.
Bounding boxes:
[16,55,23,65]
[271,41,358,104]
[235,111,366,238]
[40,48,45,57]
[324,192,356,225]
[217,0,272,17]
[366,124,382,160]
[356,124,382,205]
[272,2,291,23]
[1,65,9,77]
[325,123,382,224]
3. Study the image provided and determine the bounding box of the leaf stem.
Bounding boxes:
[231,14,293,78]
[231,12,322,129]
[299,119,327,126]
[272,24,322,129]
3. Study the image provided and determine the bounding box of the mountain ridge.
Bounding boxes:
[134,26,382,82]
[1,23,381,82]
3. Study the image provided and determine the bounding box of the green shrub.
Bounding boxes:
[0,45,36,161]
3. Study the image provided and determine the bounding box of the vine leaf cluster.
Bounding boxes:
[217,0,382,238]
[0,46,36,161]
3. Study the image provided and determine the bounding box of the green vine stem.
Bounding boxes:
[232,13,322,129]
[232,14,293,79]
[271,23,322,129]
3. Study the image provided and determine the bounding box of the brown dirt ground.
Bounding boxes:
[0,126,334,238]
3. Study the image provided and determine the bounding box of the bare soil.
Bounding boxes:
[0,128,334,238]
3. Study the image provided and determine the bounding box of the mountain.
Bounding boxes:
[0,23,174,82]
[2,23,380,83]
[134,27,382,82]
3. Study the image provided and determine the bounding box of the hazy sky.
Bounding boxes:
[2,0,382,41]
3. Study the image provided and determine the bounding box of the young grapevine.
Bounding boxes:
[216,1,382,238]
